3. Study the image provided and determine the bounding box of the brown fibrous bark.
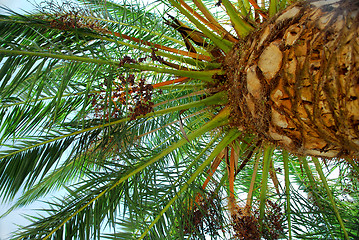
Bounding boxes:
[225,0,359,158]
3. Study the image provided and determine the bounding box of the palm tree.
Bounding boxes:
[0,0,358,238]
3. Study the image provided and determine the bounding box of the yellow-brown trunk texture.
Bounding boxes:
[225,0,359,158]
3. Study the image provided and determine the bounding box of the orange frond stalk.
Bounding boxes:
[231,143,240,171]
[248,0,268,19]
[179,1,220,37]
[179,0,238,43]
[104,30,212,61]
[152,77,189,88]
[193,150,225,207]
[202,152,224,189]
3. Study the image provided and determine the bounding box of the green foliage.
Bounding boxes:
[0,0,357,239]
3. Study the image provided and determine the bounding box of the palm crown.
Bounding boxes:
[0,0,358,239]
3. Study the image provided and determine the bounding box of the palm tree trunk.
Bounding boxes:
[225,0,359,158]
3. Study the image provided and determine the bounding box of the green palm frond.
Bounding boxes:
[0,0,358,239]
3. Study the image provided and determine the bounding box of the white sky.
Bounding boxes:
[0,3,41,239]
[0,0,36,14]
[0,200,40,240]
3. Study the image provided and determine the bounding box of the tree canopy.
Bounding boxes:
[0,0,358,239]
